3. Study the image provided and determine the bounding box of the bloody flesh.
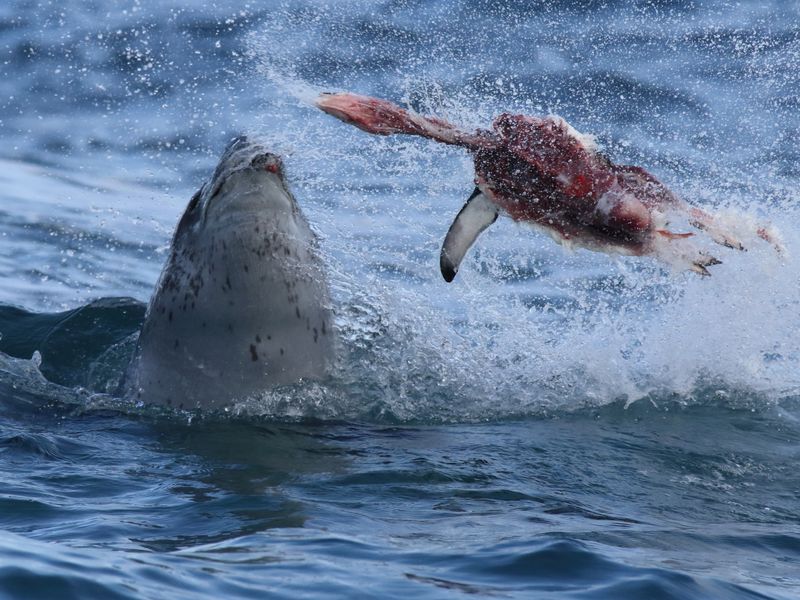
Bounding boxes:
[317,92,778,274]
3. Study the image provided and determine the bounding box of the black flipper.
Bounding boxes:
[440,188,500,282]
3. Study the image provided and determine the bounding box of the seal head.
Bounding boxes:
[126,136,334,410]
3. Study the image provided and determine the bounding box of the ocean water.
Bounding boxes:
[1,0,800,598]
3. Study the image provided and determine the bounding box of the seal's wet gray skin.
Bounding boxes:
[127,137,334,409]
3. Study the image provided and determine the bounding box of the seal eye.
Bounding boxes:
[186,190,201,212]
[175,189,203,236]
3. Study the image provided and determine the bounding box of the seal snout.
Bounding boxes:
[250,151,283,175]
[219,135,283,177]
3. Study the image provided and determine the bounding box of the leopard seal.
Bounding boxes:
[125,136,334,410]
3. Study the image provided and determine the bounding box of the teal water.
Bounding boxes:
[1,0,800,598]
[2,362,798,598]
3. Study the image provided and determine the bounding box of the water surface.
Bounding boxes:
[1,1,799,598]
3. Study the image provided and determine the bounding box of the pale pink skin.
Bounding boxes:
[317,92,778,272]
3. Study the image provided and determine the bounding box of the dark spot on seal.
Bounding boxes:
[255,334,261,343]
[249,344,258,361]
[228,323,233,333]
[322,321,327,335]
[168,311,173,322]
[174,339,179,349]
[280,347,284,356]
[243,264,249,273]
[313,328,318,343]
[295,307,301,319]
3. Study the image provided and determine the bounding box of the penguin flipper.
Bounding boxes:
[440,188,500,282]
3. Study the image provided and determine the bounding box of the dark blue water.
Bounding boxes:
[2,1,800,598]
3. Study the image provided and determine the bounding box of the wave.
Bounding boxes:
[2,244,799,424]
